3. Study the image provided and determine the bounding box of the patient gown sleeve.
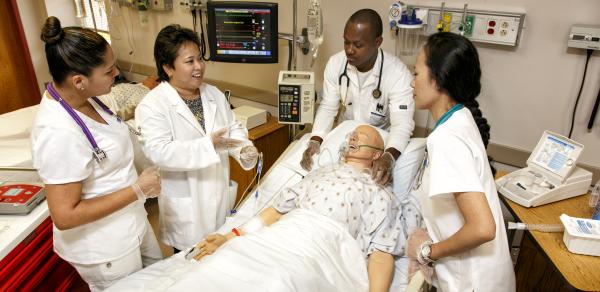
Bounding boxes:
[272,174,312,214]
[395,189,423,256]
[359,187,403,257]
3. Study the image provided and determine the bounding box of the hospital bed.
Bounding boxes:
[107,120,427,292]
[0,99,427,291]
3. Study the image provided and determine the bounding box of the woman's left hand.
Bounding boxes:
[193,234,228,260]
[406,228,431,259]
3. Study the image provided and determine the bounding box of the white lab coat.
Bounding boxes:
[413,108,515,292]
[312,50,415,153]
[136,82,253,250]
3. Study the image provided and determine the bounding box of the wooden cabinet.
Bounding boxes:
[229,116,289,205]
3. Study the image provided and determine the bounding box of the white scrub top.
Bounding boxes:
[136,82,253,250]
[414,108,515,292]
[311,50,415,153]
[31,94,148,264]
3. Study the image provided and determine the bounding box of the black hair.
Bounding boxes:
[424,32,495,175]
[348,9,383,39]
[154,24,201,82]
[40,16,109,84]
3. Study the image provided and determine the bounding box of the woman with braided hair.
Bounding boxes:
[404,32,515,291]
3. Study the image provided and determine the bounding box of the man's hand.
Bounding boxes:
[193,234,228,260]
[371,151,395,186]
[300,140,321,171]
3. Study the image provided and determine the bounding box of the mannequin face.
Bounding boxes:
[163,41,205,95]
[343,125,383,166]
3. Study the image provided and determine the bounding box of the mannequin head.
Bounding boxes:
[342,125,384,169]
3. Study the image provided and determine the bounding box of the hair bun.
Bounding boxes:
[41,16,64,45]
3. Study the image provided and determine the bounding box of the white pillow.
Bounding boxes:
[281,120,426,199]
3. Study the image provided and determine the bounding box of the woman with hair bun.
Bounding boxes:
[32,16,163,291]
[405,32,515,291]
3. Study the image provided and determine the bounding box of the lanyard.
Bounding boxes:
[46,83,117,162]
[432,103,464,132]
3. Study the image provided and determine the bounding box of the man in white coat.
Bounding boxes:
[136,25,258,253]
[301,9,415,186]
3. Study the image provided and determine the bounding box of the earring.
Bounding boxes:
[80,87,85,91]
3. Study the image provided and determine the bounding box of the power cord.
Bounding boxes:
[568,49,593,138]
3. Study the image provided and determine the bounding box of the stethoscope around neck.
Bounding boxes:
[338,49,384,105]
[46,83,141,163]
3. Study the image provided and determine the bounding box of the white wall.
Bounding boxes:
[16,0,51,93]
[19,0,600,168]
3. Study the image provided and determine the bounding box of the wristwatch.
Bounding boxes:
[418,240,436,267]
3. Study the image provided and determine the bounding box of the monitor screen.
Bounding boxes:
[207,2,278,63]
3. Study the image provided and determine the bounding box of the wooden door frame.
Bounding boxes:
[8,0,41,99]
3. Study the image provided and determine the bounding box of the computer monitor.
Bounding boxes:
[207,1,278,63]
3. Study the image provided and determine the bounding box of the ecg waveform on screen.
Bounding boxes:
[214,8,272,55]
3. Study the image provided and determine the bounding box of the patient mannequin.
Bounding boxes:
[195,125,402,292]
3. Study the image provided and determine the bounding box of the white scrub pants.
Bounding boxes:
[70,221,163,291]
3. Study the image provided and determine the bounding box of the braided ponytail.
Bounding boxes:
[424,32,496,175]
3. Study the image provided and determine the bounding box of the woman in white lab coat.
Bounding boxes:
[32,17,163,291]
[136,24,258,253]
[406,32,515,291]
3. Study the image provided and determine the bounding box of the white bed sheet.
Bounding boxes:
[109,121,426,292]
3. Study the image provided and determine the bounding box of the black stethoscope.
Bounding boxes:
[338,49,384,106]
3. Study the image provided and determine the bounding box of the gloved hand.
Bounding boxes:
[408,259,433,284]
[132,166,161,203]
[300,140,321,171]
[407,228,434,283]
[371,151,395,186]
[211,127,243,151]
[194,234,228,260]
[240,145,259,168]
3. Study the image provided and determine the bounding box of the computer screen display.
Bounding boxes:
[207,2,278,63]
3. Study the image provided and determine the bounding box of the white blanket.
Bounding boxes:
[108,209,368,292]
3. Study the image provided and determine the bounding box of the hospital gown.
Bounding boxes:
[273,163,405,257]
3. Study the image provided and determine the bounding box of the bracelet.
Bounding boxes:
[231,228,241,236]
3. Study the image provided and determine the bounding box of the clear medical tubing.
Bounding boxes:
[508,222,564,233]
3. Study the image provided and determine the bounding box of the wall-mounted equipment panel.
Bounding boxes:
[415,6,525,47]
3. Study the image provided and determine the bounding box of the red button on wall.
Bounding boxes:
[487,28,495,34]
[489,20,496,27]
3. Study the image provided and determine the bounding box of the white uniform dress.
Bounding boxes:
[413,108,515,292]
[31,93,162,291]
[312,50,415,153]
[136,82,254,250]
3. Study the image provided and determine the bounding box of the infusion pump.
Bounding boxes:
[496,131,592,207]
[278,71,315,125]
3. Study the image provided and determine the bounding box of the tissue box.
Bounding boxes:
[560,214,600,257]
[233,106,267,130]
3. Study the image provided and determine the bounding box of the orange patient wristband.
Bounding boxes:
[231,228,241,236]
